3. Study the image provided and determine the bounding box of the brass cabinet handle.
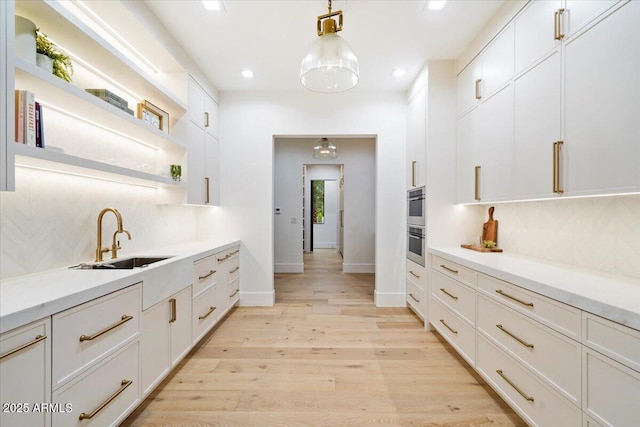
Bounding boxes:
[204,111,210,128]
[198,306,217,320]
[409,270,420,279]
[78,379,132,420]
[496,369,535,402]
[230,249,239,256]
[440,288,459,301]
[495,289,534,308]
[440,264,459,274]
[230,267,240,274]
[217,254,230,262]
[474,165,481,201]
[409,293,420,303]
[411,161,417,187]
[475,79,482,100]
[205,177,210,204]
[230,289,240,298]
[496,324,534,349]
[169,298,177,323]
[79,315,133,342]
[554,9,565,40]
[198,269,216,281]
[0,335,47,360]
[439,319,458,335]
[553,141,564,194]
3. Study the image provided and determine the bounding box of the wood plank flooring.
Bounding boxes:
[122,249,525,426]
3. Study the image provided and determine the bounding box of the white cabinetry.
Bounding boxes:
[0,0,14,191]
[406,259,426,321]
[407,86,426,188]
[0,318,51,427]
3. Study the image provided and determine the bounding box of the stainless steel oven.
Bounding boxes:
[407,186,426,226]
[407,225,426,266]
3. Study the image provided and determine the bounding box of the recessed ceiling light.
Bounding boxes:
[202,1,224,11]
[427,0,447,10]
[391,68,407,77]
[241,69,254,78]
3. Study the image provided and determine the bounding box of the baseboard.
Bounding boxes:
[343,263,375,273]
[239,290,275,306]
[274,263,304,273]
[313,242,336,249]
[374,290,406,307]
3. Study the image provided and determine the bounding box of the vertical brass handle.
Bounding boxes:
[0,335,47,360]
[475,79,482,100]
[553,141,564,194]
[554,9,565,40]
[169,298,177,323]
[204,112,210,128]
[412,161,417,187]
[78,379,132,420]
[474,166,481,201]
[439,319,458,335]
[205,177,211,204]
[496,370,535,402]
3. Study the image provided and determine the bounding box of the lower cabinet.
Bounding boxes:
[0,318,51,427]
[406,259,426,321]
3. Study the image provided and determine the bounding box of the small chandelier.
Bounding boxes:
[300,0,359,93]
[313,138,338,159]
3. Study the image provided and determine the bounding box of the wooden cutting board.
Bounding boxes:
[482,206,498,245]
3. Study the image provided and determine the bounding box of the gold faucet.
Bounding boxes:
[95,208,132,262]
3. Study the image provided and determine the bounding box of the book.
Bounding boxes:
[35,101,45,148]
[23,90,36,147]
[14,90,24,143]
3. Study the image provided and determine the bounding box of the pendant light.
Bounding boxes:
[313,138,338,159]
[300,0,359,93]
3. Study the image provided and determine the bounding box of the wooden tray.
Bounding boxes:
[461,244,503,253]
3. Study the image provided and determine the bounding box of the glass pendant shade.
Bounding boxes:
[301,33,359,93]
[313,138,338,159]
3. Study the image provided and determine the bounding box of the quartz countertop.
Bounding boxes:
[0,239,240,334]
[429,247,640,331]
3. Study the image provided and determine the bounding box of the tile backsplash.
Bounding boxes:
[0,168,201,280]
[490,194,640,279]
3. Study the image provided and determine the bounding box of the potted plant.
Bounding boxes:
[170,164,182,182]
[36,29,73,82]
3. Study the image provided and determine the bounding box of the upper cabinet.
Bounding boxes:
[0,0,14,191]
[407,85,427,189]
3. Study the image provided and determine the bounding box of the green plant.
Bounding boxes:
[170,164,182,182]
[482,240,496,249]
[36,29,73,82]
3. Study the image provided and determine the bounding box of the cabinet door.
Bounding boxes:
[407,86,426,188]
[513,50,561,199]
[477,84,514,202]
[140,301,170,397]
[456,107,480,203]
[187,120,206,204]
[564,1,640,196]
[188,77,205,129]
[0,319,51,427]
[564,0,619,38]
[514,0,563,73]
[0,0,14,191]
[482,24,514,98]
[170,287,192,366]
[204,93,219,138]
[456,57,482,115]
[204,132,220,205]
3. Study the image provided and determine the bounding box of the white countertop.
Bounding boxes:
[0,239,240,334]
[429,247,640,331]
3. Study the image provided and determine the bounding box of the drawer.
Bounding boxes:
[431,255,477,288]
[52,284,141,390]
[477,294,581,406]
[478,274,581,340]
[582,346,640,427]
[430,297,475,365]
[52,341,140,427]
[582,312,640,372]
[228,277,240,305]
[476,334,582,427]
[193,284,221,343]
[407,259,427,287]
[431,270,476,326]
[193,254,219,297]
[217,246,239,264]
[406,278,425,320]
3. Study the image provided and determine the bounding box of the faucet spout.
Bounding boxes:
[96,208,131,262]
[111,228,132,259]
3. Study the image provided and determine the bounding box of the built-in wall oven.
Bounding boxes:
[407,225,426,266]
[407,186,426,226]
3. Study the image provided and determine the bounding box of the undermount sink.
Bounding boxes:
[74,256,172,270]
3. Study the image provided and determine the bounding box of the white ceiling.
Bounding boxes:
[143,0,506,92]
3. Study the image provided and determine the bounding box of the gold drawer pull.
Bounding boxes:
[79,315,133,342]
[198,269,216,280]
[230,289,240,298]
[496,324,534,349]
[217,254,230,262]
[409,270,420,279]
[198,306,217,320]
[496,369,534,402]
[230,267,240,274]
[79,379,132,420]
[0,335,47,360]
[495,289,534,308]
[440,264,458,274]
[409,293,420,303]
[440,288,459,300]
[439,319,458,335]
[230,249,239,256]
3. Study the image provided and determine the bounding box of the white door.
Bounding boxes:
[514,0,563,73]
[456,107,480,203]
[187,121,206,204]
[204,132,220,205]
[170,287,192,366]
[140,300,171,396]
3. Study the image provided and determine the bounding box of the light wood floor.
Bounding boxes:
[122,250,525,426]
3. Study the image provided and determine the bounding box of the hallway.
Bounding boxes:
[123,251,524,426]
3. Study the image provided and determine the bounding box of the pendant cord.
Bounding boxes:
[328,0,332,13]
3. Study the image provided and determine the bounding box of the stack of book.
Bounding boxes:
[15,90,45,148]
[85,89,134,115]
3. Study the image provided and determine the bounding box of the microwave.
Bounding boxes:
[407,186,426,226]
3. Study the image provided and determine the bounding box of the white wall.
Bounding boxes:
[307,165,340,251]
[200,91,406,306]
